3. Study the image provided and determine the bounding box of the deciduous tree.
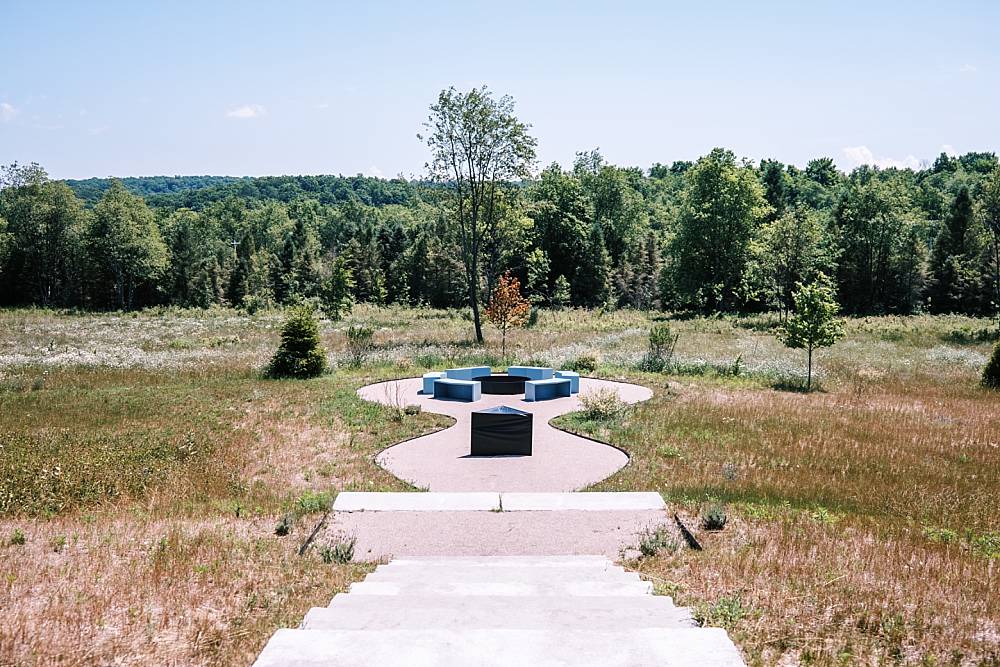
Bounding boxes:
[485,272,530,357]
[421,86,536,343]
[86,181,167,309]
[668,148,770,311]
[779,275,845,391]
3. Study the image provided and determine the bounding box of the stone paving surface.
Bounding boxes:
[360,376,653,491]
[331,508,671,560]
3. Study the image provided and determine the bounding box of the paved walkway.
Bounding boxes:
[331,492,669,560]
[359,376,652,491]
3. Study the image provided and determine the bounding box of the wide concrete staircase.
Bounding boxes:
[253,555,745,666]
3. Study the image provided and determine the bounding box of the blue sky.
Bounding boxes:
[1,0,997,179]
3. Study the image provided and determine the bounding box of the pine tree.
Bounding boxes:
[928,187,980,313]
[573,223,611,307]
[982,340,1000,389]
[267,306,327,378]
[323,255,355,320]
[552,274,571,309]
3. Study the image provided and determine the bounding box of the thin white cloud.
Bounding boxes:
[88,126,110,136]
[941,144,958,157]
[226,104,267,119]
[0,102,18,122]
[315,102,331,110]
[959,63,977,73]
[842,145,923,170]
[363,165,384,178]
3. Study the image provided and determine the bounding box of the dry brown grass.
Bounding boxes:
[0,514,372,666]
[631,511,998,666]
[0,352,446,666]
[560,365,1000,664]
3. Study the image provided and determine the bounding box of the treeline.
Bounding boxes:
[1,149,999,318]
[65,174,421,208]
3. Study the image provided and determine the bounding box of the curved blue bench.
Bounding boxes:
[525,378,571,401]
[433,378,481,402]
[422,371,445,394]
[555,370,580,393]
[445,366,491,381]
[507,366,554,381]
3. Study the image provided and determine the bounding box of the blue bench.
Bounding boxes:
[525,378,572,401]
[422,371,445,394]
[445,366,491,381]
[555,370,580,393]
[507,365,554,381]
[433,378,482,402]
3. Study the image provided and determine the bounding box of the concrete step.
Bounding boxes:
[333,492,500,512]
[362,565,642,585]
[347,578,653,597]
[380,555,613,567]
[302,599,694,630]
[253,627,746,667]
[332,492,666,512]
[325,592,679,611]
[502,492,666,511]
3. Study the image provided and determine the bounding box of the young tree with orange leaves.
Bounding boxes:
[485,272,530,357]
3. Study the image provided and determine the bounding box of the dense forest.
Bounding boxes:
[2,147,1000,321]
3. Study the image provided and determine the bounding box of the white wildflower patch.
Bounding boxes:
[926,345,988,367]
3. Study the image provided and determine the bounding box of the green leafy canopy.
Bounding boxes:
[780,275,845,351]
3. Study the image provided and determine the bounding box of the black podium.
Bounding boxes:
[471,405,533,456]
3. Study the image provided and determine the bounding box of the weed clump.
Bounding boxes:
[638,524,680,557]
[8,528,26,546]
[267,307,327,379]
[579,388,626,421]
[982,340,1000,389]
[565,354,598,374]
[695,595,747,629]
[702,505,728,531]
[640,323,678,371]
[295,490,332,515]
[274,514,294,537]
[320,534,356,564]
[345,325,375,367]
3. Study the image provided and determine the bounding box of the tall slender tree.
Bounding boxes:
[421,86,536,343]
[982,167,1000,327]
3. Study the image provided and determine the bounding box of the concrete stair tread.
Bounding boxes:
[253,627,745,666]
[380,555,613,566]
[348,579,653,597]
[326,592,678,610]
[362,566,642,584]
[253,554,746,666]
[302,603,695,630]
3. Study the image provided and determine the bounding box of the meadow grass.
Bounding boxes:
[1,306,997,665]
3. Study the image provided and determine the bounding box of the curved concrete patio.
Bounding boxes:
[358,376,653,491]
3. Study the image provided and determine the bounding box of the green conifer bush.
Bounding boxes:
[267,307,327,378]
